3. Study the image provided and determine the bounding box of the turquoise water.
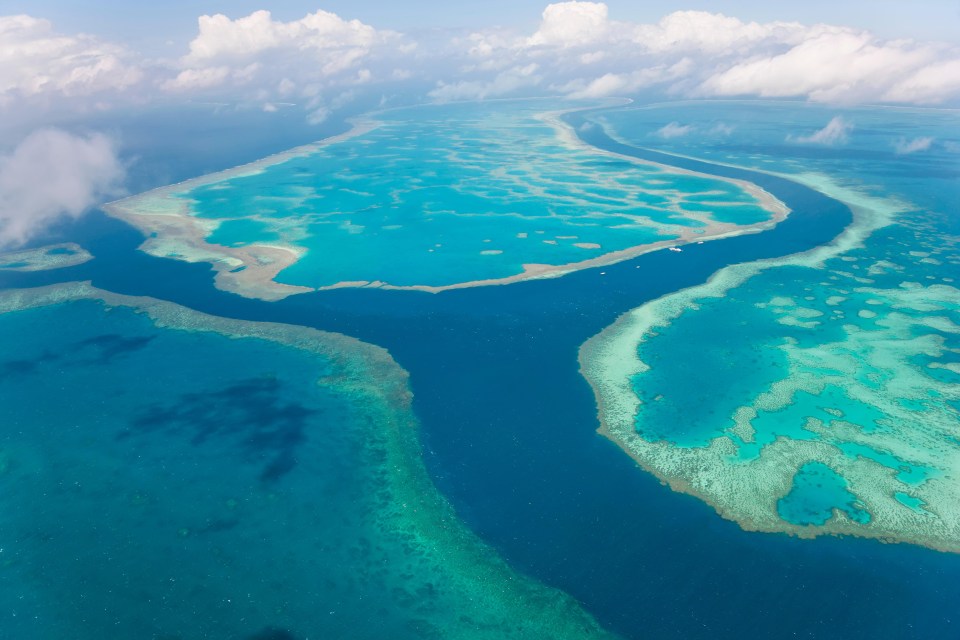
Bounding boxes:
[5,99,960,639]
[778,462,871,526]
[207,217,281,246]
[0,290,611,639]
[590,102,960,543]
[629,292,789,446]
[169,100,781,289]
[894,492,928,513]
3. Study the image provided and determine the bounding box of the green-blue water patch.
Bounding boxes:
[894,492,929,513]
[837,442,934,485]
[170,100,777,289]
[701,204,771,225]
[778,462,871,526]
[631,296,790,447]
[0,296,606,639]
[207,218,281,246]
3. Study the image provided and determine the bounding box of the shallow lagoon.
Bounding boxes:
[582,101,960,550]
[106,100,785,298]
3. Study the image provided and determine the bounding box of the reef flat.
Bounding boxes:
[0,282,615,639]
[104,100,787,300]
[581,103,960,552]
[0,242,92,271]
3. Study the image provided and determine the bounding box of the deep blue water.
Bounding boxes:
[3,106,960,639]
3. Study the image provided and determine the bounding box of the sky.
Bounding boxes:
[1,1,959,246]
[8,1,960,47]
[3,0,960,120]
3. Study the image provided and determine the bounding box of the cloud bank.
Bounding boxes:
[0,14,142,106]
[161,9,411,118]
[447,3,960,105]
[1,3,960,124]
[0,129,125,247]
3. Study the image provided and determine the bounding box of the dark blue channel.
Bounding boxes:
[3,113,959,640]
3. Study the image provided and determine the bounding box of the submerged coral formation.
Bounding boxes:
[0,242,92,271]
[105,100,786,300]
[0,282,615,639]
[582,173,960,552]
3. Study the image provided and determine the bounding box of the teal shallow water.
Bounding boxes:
[583,102,960,548]
[115,100,784,294]
[5,99,960,639]
[778,462,871,526]
[0,286,612,640]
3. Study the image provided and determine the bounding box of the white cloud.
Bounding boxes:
[894,136,934,154]
[882,59,960,104]
[527,2,610,48]
[558,59,693,98]
[789,116,853,145]
[655,122,694,139]
[184,9,381,62]
[579,51,606,64]
[5,4,960,122]
[165,9,405,100]
[0,15,142,105]
[710,123,736,136]
[306,107,330,125]
[451,5,960,105]
[161,67,230,92]
[563,72,628,99]
[0,129,125,247]
[699,28,940,103]
[429,64,541,102]
[632,11,807,55]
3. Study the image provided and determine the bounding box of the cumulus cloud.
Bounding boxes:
[560,59,693,99]
[632,11,808,55]
[164,9,405,99]
[183,9,379,62]
[882,59,960,103]
[161,67,231,92]
[429,64,541,102]
[0,129,125,247]
[442,3,960,105]
[710,123,736,136]
[655,122,694,139]
[699,28,937,103]
[527,2,610,47]
[789,116,853,145]
[894,136,934,154]
[5,3,960,124]
[0,14,142,105]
